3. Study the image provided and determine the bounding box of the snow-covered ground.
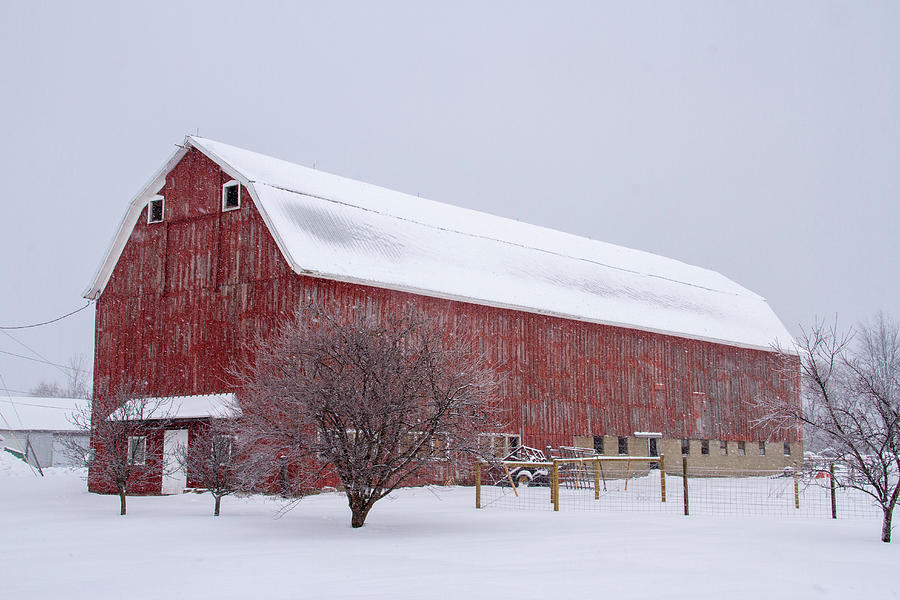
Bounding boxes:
[1,452,897,599]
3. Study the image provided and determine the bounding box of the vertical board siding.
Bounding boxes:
[96,149,801,468]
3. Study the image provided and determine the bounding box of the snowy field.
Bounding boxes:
[2,453,897,600]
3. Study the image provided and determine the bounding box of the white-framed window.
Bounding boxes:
[430,433,450,461]
[128,436,147,466]
[222,180,241,211]
[479,433,520,459]
[212,435,233,466]
[148,195,165,224]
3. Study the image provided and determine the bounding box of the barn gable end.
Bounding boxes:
[95,148,299,398]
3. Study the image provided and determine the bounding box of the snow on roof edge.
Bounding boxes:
[84,136,796,354]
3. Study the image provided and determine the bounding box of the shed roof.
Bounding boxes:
[85,136,795,352]
[112,394,238,421]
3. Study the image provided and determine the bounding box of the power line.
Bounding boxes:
[0,301,92,330]
[0,330,74,377]
[0,399,78,410]
[0,349,85,372]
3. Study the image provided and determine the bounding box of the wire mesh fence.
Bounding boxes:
[475,455,883,519]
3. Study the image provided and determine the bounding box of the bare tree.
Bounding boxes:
[30,381,66,398]
[759,314,900,542]
[177,419,238,516]
[236,305,499,528]
[31,353,92,400]
[69,381,171,515]
[65,354,92,400]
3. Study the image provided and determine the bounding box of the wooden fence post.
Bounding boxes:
[475,461,481,509]
[552,460,560,512]
[594,458,600,501]
[682,456,689,516]
[793,462,800,510]
[660,454,666,503]
[830,461,837,519]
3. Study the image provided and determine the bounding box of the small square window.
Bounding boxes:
[738,441,746,456]
[783,442,791,456]
[681,439,690,455]
[222,181,241,211]
[213,435,233,466]
[128,436,147,465]
[759,441,766,456]
[720,440,728,456]
[431,433,450,460]
[593,435,604,455]
[617,436,628,455]
[148,195,164,223]
[701,440,710,455]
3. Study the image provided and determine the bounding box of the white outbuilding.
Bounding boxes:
[0,397,89,469]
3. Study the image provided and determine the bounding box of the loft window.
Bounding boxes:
[617,436,628,455]
[148,195,164,223]
[759,441,767,456]
[701,440,710,455]
[222,181,241,211]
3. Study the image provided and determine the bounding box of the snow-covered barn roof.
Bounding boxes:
[85,136,795,352]
[0,397,87,432]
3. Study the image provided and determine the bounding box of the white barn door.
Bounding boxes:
[162,429,188,494]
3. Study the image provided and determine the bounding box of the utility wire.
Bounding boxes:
[0,330,74,377]
[0,398,77,410]
[0,301,92,330]
[0,349,83,372]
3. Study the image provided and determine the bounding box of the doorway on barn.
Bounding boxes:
[162,429,188,494]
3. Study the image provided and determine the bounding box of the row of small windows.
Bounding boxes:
[592,436,659,457]
[147,181,241,224]
[681,439,792,457]
[593,436,792,458]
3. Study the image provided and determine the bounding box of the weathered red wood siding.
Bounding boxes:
[297,277,800,449]
[94,149,300,398]
[92,148,799,491]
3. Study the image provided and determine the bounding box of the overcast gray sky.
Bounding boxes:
[0,1,897,396]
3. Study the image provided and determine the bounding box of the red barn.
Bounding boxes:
[84,137,800,494]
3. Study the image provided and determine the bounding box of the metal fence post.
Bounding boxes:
[682,456,689,516]
[830,461,837,519]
